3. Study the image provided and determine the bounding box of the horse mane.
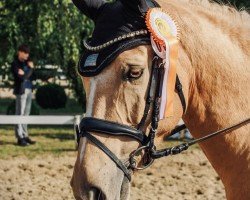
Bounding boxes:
[184,0,250,49]
[159,0,250,56]
[157,0,250,124]
[178,0,250,22]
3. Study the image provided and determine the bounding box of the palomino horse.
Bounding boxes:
[71,0,250,199]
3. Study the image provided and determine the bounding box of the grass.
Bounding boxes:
[39,99,84,115]
[0,125,76,159]
[0,98,81,159]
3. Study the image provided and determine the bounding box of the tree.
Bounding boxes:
[0,0,93,107]
[218,0,250,10]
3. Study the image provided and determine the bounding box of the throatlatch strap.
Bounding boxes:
[166,124,187,139]
[175,75,186,113]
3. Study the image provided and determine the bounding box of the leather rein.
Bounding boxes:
[76,56,250,181]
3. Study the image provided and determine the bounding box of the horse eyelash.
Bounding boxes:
[122,69,144,81]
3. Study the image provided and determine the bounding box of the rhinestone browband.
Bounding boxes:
[83,29,148,52]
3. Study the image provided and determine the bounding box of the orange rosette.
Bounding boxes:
[145,8,179,47]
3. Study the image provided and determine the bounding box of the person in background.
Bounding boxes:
[11,44,36,146]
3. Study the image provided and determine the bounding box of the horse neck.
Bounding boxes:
[173,0,250,140]
[164,0,250,196]
[159,0,249,131]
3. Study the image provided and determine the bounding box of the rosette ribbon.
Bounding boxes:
[146,8,179,119]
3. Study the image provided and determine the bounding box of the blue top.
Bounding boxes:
[22,63,32,89]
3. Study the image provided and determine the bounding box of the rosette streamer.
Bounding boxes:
[146,8,179,119]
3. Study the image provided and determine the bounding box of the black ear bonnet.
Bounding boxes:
[73,0,160,77]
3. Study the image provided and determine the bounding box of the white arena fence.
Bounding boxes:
[0,115,82,125]
[0,115,82,147]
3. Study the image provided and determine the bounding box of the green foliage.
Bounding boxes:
[0,126,75,159]
[36,84,67,109]
[0,0,93,65]
[214,0,250,10]
[6,100,40,115]
[66,59,86,111]
[0,0,92,108]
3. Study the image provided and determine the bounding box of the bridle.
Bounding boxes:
[76,56,186,180]
[75,55,250,181]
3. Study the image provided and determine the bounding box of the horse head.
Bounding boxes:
[70,1,189,199]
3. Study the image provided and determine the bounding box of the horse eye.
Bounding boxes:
[128,69,143,79]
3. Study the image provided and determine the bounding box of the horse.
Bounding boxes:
[70,0,250,199]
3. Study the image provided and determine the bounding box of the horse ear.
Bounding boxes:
[120,0,142,14]
[120,0,160,15]
[72,0,106,20]
[138,0,160,14]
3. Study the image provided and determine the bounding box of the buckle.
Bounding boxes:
[129,146,154,170]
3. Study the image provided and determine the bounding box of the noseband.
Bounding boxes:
[76,56,187,181]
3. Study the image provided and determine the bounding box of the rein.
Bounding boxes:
[149,118,250,159]
[76,56,250,181]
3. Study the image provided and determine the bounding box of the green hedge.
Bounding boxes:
[34,69,57,81]
[35,84,67,109]
[6,100,40,115]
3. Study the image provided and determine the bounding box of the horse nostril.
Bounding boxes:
[89,187,106,200]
